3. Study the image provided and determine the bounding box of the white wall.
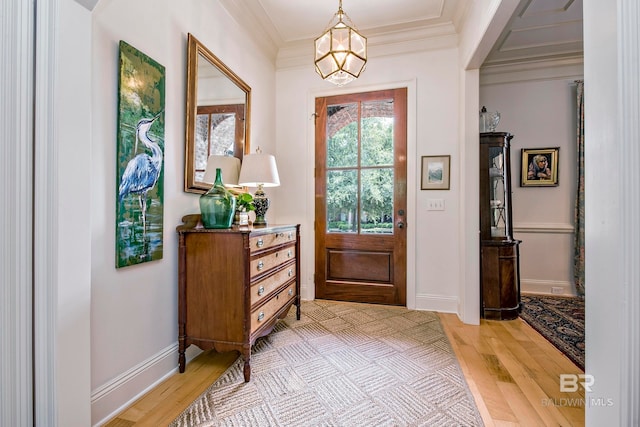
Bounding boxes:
[274,46,463,313]
[90,0,275,423]
[57,2,93,425]
[583,0,626,424]
[480,69,583,296]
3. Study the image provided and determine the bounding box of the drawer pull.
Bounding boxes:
[288,232,293,239]
[256,239,264,248]
[287,250,292,258]
[257,286,265,296]
[257,312,264,322]
[257,261,264,271]
[288,288,293,296]
[288,269,293,277]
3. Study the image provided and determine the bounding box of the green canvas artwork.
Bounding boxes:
[115,41,166,268]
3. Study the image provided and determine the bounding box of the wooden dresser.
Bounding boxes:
[176,214,300,382]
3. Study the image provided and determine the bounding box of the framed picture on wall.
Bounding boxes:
[421,155,450,190]
[115,41,166,268]
[520,147,559,187]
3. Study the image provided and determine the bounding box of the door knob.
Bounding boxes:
[397,221,405,229]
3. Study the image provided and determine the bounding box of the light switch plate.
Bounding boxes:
[427,199,445,211]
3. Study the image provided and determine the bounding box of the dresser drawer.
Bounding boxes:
[250,246,295,279]
[250,229,296,253]
[250,282,296,333]
[250,263,296,307]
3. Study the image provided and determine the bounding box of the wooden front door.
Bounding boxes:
[314,88,407,306]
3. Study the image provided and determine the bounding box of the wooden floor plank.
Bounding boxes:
[104,350,238,427]
[496,381,546,427]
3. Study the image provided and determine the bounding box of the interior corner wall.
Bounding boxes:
[480,71,583,296]
[89,0,276,424]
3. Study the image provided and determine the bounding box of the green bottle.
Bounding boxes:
[199,168,236,228]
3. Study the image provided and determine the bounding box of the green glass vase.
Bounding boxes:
[199,168,236,229]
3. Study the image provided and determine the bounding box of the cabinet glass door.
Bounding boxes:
[488,146,507,238]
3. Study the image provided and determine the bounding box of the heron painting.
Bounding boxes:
[115,41,165,268]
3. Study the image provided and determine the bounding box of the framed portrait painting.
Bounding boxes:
[521,147,559,187]
[421,155,450,190]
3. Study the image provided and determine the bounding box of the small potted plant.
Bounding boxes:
[234,192,255,225]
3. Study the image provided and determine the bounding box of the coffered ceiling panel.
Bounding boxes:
[483,0,583,66]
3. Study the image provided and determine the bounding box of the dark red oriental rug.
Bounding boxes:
[519,294,585,371]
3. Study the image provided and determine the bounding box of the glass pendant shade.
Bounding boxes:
[314,1,367,86]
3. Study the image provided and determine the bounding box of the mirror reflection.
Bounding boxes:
[185,33,251,193]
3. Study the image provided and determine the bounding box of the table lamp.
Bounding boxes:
[202,155,241,186]
[238,147,280,226]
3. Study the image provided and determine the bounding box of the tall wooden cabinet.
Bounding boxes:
[479,132,521,320]
[176,215,300,381]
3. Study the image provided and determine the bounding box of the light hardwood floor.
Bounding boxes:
[105,311,584,426]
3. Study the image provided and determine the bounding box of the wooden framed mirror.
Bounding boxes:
[184,33,251,193]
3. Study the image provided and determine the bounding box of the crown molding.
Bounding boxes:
[218,0,280,63]
[276,23,458,70]
[480,55,583,85]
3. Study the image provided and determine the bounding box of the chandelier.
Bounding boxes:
[314,0,367,86]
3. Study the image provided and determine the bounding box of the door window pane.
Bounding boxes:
[361,100,394,167]
[326,169,358,233]
[361,168,394,234]
[327,103,358,168]
[209,113,236,156]
[194,112,236,182]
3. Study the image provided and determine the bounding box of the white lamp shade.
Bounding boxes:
[238,152,280,187]
[202,155,241,186]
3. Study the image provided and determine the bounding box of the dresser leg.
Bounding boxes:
[296,297,301,320]
[178,338,186,373]
[243,353,251,382]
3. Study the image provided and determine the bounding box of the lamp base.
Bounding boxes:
[252,187,270,226]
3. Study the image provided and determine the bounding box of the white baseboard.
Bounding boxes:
[91,343,201,426]
[303,286,458,314]
[414,293,458,313]
[521,279,576,297]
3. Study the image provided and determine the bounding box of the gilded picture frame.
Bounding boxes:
[521,147,559,187]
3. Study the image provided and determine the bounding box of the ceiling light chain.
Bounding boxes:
[314,0,367,86]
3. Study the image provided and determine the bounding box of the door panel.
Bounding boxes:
[315,88,407,306]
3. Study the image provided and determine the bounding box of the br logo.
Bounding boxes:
[560,374,594,392]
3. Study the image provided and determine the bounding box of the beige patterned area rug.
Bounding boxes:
[171,300,484,427]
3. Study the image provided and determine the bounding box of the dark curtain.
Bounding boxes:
[574,81,585,297]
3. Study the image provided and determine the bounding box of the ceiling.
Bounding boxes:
[239,0,583,68]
